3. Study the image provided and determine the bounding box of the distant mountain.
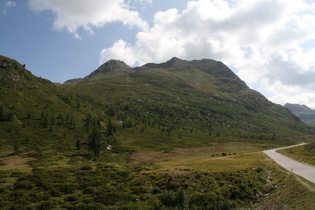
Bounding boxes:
[285,103,315,127]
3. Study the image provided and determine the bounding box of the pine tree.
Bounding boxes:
[87,129,106,159]
[76,139,82,150]
[45,115,51,128]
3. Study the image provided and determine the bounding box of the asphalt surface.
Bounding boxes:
[263,143,315,184]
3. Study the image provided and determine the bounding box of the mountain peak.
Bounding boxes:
[84,59,131,81]
[163,57,188,67]
[141,57,187,69]
[98,59,130,72]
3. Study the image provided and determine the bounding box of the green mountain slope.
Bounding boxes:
[63,57,314,150]
[285,103,315,127]
[0,55,103,154]
[1,55,314,154]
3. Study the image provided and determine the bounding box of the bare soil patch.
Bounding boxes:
[0,150,36,171]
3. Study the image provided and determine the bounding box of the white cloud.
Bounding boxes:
[131,0,152,4]
[2,1,16,14]
[100,0,315,108]
[28,0,148,38]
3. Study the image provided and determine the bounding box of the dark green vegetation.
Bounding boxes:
[285,103,315,127]
[278,142,315,166]
[0,159,268,209]
[1,55,315,209]
[1,148,314,209]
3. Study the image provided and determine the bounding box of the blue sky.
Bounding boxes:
[1,0,315,108]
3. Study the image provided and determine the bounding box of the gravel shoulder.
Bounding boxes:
[263,143,315,184]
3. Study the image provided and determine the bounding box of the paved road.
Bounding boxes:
[263,143,315,184]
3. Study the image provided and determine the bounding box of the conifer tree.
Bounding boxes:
[87,129,106,159]
[76,139,82,150]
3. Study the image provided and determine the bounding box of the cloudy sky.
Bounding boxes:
[1,0,315,108]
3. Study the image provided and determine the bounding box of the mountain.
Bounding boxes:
[1,55,314,154]
[1,55,315,210]
[285,103,315,127]
[0,55,102,154]
[63,57,314,150]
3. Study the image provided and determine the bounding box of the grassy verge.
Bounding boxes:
[277,142,315,166]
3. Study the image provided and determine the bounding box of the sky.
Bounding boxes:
[1,0,315,109]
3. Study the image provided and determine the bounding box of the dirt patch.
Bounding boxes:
[0,150,36,170]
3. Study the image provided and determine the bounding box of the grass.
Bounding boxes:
[130,142,273,171]
[251,152,315,210]
[1,141,315,209]
[1,55,315,209]
[158,153,265,172]
[256,172,315,209]
[277,142,315,166]
[0,150,36,171]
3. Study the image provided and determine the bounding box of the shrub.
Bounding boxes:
[36,201,56,210]
[73,203,107,210]
[56,183,77,194]
[159,188,190,209]
[80,165,92,170]
[82,186,98,195]
[64,194,79,202]
[14,180,34,190]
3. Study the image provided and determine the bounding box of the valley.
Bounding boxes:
[1,55,315,209]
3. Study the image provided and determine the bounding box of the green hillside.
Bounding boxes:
[1,55,314,153]
[0,55,104,155]
[63,57,314,151]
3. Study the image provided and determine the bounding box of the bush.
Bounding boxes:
[36,201,56,210]
[55,183,77,194]
[80,165,92,170]
[14,180,34,190]
[73,203,107,210]
[159,188,190,209]
[64,194,79,202]
[82,186,98,195]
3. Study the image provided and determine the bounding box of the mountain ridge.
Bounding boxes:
[62,57,313,146]
[66,57,248,93]
[285,103,315,127]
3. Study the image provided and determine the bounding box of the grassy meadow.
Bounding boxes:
[277,141,315,166]
[1,140,315,209]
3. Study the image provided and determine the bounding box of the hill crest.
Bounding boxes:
[66,57,248,93]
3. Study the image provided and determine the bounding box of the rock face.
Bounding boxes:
[285,103,315,127]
